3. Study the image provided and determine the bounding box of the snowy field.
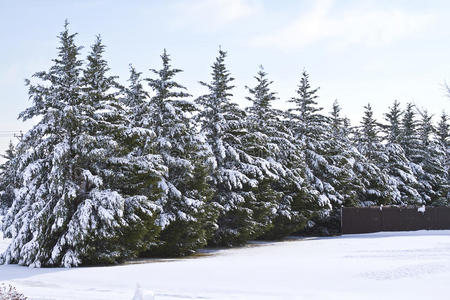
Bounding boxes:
[1,230,450,299]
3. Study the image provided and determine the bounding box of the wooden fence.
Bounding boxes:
[341,206,450,234]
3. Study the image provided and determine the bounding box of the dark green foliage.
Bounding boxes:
[400,103,422,162]
[243,66,287,238]
[125,50,218,256]
[1,23,162,267]
[353,103,397,206]
[436,112,449,148]
[196,50,264,247]
[380,101,421,204]
[299,209,342,236]
[383,100,403,143]
[416,110,449,205]
[0,141,17,211]
[288,71,342,209]
[145,164,217,257]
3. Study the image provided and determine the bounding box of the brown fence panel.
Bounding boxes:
[431,207,450,230]
[341,207,382,234]
[342,206,450,234]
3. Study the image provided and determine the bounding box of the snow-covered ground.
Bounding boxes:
[1,230,450,299]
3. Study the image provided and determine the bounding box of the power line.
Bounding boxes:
[0,131,23,140]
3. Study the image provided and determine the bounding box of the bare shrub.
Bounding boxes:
[0,283,27,300]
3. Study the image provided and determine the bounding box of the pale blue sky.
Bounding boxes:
[1,0,450,154]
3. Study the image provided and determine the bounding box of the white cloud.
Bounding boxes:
[171,0,261,31]
[250,0,435,50]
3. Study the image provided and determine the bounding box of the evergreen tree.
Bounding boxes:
[1,25,161,267]
[436,112,450,149]
[122,65,150,125]
[383,100,403,144]
[0,141,17,211]
[195,49,264,246]
[436,111,450,169]
[326,100,361,206]
[416,111,449,205]
[243,66,282,237]
[354,104,397,205]
[400,103,422,162]
[398,103,424,204]
[287,71,339,209]
[330,101,394,206]
[244,66,313,239]
[435,112,450,203]
[381,101,421,205]
[139,49,216,256]
[329,100,345,133]
[357,104,380,159]
[79,36,164,263]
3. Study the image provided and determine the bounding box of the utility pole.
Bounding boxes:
[13,130,23,141]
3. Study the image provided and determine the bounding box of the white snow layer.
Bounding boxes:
[1,230,450,299]
[132,284,155,300]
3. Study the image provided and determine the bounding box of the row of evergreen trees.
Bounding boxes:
[0,23,449,267]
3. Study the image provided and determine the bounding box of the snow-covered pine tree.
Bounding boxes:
[436,112,450,150]
[353,104,397,205]
[1,25,161,267]
[196,49,265,246]
[436,112,450,169]
[325,100,361,206]
[400,103,422,161]
[287,71,339,209]
[122,65,149,124]
[383,100,403,144]
[381,101,421,205]
[356,104,381,160]
[328,101,393,207]
[120,64,172,242]
[242,66,282,238]
[416,110,449,205]
[435,112,450,203]
[0,141,17,212]
[398,103,425,204]
[139,49,216,256]
[79,36,164,263]
[2,22,89,267]
[244,66,314,239]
